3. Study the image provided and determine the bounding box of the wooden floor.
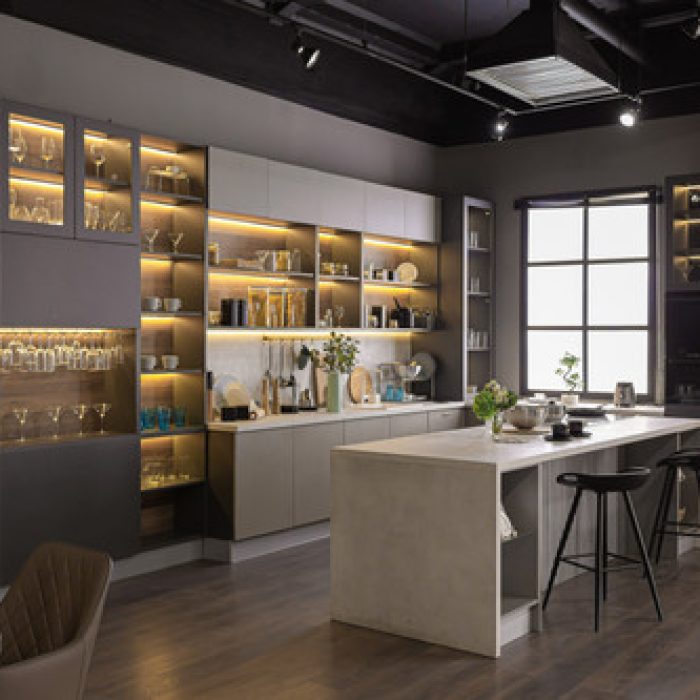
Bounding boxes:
[86,541,700,699]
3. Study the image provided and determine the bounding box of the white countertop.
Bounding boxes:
[208,401,467,432]
[333,415,700,472]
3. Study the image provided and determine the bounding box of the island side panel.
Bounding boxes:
[330,451,501,658]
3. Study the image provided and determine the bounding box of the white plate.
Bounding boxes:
[396,261,418,283]
[213,374,251,409]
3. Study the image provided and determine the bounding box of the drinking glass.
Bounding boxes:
[173,406,187,428]
[49,198,63,225]
[13,407,29,441]
[89,142,106,178]
[157,406,171,432]
[31,197,50,224]
[9,188,17,219]
[9,126,27,165]
[73,404,89,435]
[93,403,111,434]
[143,228,160,252]
[40,136,57,170]
[146,165,161,191]
[47,405,62,439]
[168,232,184,253]
[334,305,345,328]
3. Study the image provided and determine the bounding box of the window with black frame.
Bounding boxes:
[521,189,656,399]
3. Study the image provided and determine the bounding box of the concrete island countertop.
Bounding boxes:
[333,414,700,472]
[208,400,467,432]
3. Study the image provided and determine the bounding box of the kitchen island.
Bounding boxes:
[330,415,700,658]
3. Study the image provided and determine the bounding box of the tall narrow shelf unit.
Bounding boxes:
[422,195,494,401]
[138,135,208,548]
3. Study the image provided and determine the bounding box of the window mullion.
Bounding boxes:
[582,201,589,394]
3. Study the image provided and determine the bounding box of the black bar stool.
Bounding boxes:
[543,468,662,632]
[649,448,700,564]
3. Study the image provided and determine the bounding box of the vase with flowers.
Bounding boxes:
[472,380,518,438]
[312,332,360,413]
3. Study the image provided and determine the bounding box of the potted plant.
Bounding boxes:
[472,380,518,438]
[313,332,360,413]
[555,351,582,407]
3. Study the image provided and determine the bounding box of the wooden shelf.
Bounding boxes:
[9,165,64,185]
[209,267,314,280]
[141,251,204,262]
[319,274,360,282]
[140,426,206,438]
[141,369,204,376]
[0,431,134,452]
[140,478,205,494]
[208,326,429,334]
[84,176,131,191]
[141,189,204,206]
[141,311,203,318]
[363,280,434,289]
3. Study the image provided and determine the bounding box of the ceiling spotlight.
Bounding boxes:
[492,111,509,141]
[618,98,641,128]
[292,36,321,70]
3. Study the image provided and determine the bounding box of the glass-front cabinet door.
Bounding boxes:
[76,118,140,244]
[2,102,74,237]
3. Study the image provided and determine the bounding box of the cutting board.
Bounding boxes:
[349,366,373,404]
[314,366,327,408]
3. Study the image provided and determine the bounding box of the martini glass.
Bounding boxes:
[13,407,29,442]
[47,405,62,439]
[73,403,89,436]
[168,232,184,253]
[143,228,159,253]
[93,402,111,434]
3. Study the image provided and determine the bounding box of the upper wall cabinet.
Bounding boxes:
[208,147,268,218]
[2,102,75,238]
[364,182,404,238]
[268,161,320,223]
[76,118,140,245]
[318,172,365,231]
[404,190,440,243]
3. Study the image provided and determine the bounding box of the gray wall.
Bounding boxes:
[0,15,437,192]
[437,113,700,395]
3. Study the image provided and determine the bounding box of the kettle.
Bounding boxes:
[614,382,636,408]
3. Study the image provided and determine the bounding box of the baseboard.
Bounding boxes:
[113,539,204,581]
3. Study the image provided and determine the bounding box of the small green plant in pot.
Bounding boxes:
[313,332,360,412]
[555,351,582,407]
[472,380,518,437]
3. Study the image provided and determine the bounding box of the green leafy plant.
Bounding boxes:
[312,332,360,374]
[555,351,582,392]
[472,380,518,422]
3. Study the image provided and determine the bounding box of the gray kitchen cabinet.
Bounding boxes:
[292,422,344,526]
[235,429,293,539]
[0,233,140,328]
[364,182,404,237]
[318,172,365,231]
[404,191,439,243]
[208,147,269,217]
[428,408,465,433]
[389,412,428,438]
[268,161,319,223]
[343,416,391,444]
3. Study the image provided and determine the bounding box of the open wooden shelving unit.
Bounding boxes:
[138,135,207,547]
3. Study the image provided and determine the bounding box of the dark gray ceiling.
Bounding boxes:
[1,0,699,144]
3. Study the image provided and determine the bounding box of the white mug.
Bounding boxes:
[163,298,182,313]
[142,297,162,312]
[141,354,157,371]
[161,354,179,370]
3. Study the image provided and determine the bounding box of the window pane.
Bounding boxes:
[588,331,648,394]
[528,265,582,326]
[527,331,583,391]
[528,208,584,262]
[588,263,648,326]
[588,205,648,260]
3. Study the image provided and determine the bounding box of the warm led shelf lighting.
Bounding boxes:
[9,117,63,135]
[318,232,339,240]
[140,199,177,210]
[84,130,110,142]
[141,314,183,322]
[208,216,290,232]
[364,238,414,250]
[0,327,117,334]
[9,177,64,191]
[209,272,290,284]
[207,328,414,338]
[140,145,179,156]
[364,285,416,293]
[140,257,173,268]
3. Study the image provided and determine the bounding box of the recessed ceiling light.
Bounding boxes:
[292,36,321,70]
[492,111,509,141]
[619,98,641,128]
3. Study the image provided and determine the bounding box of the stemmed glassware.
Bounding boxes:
[40,136,57,170]
[93,402,111,434]
[9,126,27,165]
[89,142,106,179]
[73,403,89,436]
[12,407,29,442]
[47,405,63,439]
[168,232,184,253]
[143,228,160,253]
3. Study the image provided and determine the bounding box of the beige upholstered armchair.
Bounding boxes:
[0,542,112,700]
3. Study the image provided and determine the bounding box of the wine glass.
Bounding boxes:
[12,407,29,442]
[90,143,106,179]
[168,232,184,253]
[334,305,346,328]
[31,197,50,224]
[9,126,27,165]
[40,136,57,170]
[93,402,111,434]
[143,228,160,253]
[47,405,62,439]
[73,403,89,436]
